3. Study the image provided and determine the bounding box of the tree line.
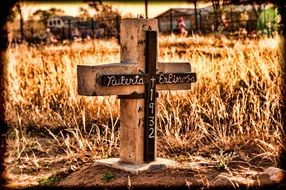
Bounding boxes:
[8,0,121,43]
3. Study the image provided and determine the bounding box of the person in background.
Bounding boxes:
[45,27,58,44]
[220,11,230,34]
[178,17,188,37]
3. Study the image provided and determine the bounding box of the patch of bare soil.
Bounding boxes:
[5,126,285,189]
[55,161,285,189]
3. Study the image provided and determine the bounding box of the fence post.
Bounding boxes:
[214,7,219,32]
[145,0,148,18]
[68,19,72,40]
[18,4,25,42]
[20,13,24,42]
[30,27,34,38]
[230,6,233,33]
[116,15,120,43]
[91,18,94,38]
[199,10,202,33]
[170,9,173,34]
[62,26,65,40]
[194,2,198,33]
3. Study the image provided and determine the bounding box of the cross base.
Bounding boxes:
[94,158,175,174]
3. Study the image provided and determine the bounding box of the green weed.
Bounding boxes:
[101,171,116,182]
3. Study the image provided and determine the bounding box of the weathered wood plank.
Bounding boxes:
[77,62,196,96]
[77,63,143,96]
[144,30,157,162]
[120,18,158,67]
[119,99,145,164]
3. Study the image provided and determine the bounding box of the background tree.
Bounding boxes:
[84,0,120,19]
[83,0,121,37]
[78,7,91,21]
[16,2,24,41]
[7,1,25,41]
[209,0,221,30]
[7,3,18,22]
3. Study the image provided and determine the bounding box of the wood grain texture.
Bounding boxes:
[77,62,195,96]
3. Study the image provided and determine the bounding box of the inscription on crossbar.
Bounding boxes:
[97,73,196,87]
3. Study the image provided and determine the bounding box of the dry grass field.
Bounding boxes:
[4,34,285,187]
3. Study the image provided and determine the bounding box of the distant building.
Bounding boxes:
[46,15,119,40]
[155,7,214,34]
[155,8,193,33]
[155,5,259,34]
[47,16,80,29]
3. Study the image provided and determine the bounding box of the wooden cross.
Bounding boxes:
[77,19,196,164]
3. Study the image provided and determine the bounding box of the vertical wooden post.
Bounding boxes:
[144,31,157,162]
[119,98,145,164]
[119,19,158,164]
[170,10,173,34]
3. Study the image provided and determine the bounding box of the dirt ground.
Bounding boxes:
[4,128,286,189]
[53,160,285,189]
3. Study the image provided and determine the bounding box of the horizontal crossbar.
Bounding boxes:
[77,62,195,96]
